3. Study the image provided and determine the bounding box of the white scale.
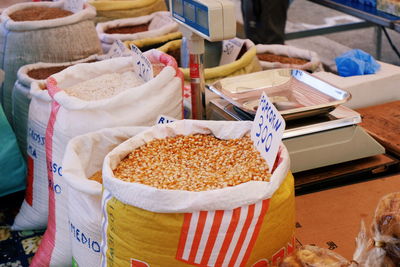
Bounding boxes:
[170,0,385,173]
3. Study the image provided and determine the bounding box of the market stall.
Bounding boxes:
[0,0,399,266]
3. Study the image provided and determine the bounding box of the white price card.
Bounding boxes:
[251,92,286,168]
[64,0,84,13]
[130,44,154,82]
[105,40,134,59]
[156,115,177,124]
[219,38,245,66]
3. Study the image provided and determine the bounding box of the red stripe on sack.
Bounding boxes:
[214,207,242,267]
[240,199,271,266]
[271,147,283,174]
[188,211,208,262]
[176,213,193,260]
[200,210,224,265]
[229,204,256,266]
[25,156,34,206]
[31,100,61,265]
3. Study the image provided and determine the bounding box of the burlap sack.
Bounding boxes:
[0,1,102,124]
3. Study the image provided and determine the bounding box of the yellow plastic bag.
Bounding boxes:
[88,0,167,23]
[124,32,182,51]
[102,120,295,266]
[157,39,262,84]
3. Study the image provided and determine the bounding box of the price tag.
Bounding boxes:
[251,92,286,168]
[64,0,84,13]
[149,13,175,30]
[156,115,176,124]
[129,44,153,82]
[219,38,245,66]
[105,40,134,59]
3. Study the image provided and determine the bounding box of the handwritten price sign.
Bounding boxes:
[251,92,286,168]
[130,44,153,82]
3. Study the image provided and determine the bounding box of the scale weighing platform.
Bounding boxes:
[208,97,385,173]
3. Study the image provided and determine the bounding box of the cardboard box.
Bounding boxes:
[295,174,400,260]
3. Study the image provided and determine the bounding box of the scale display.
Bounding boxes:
[170,0,235,41]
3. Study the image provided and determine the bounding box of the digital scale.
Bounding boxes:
[208,97,385,173]
[170,0,385,173]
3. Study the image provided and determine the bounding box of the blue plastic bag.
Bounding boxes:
[0,97,26,197]
[335,49,380,77]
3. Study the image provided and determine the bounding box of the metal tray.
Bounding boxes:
[207,69,351,120]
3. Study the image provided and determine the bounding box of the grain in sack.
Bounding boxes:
[32,50,183,266]
[256,44,323,72]
[0,1,102,124]
[11,55,102,159]
[63,126,147,267]
[0,69,26,197]
[88,0,167,23]
[97,11,178,53]
[102,120,296,267]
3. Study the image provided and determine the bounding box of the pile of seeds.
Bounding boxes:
[63,71,144,101]
[88,171,102,184]
[113,134,271,191]
[105,23,149,34]
[257,53,309,65]
[10,7,73,22]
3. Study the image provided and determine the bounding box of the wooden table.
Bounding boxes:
[357,101,400,157]
[295,174,400,260]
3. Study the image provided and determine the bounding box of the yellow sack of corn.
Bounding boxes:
[124,31,182,52]
[88,0,167,23]
[102,120,295,267]
[157,39,262,84]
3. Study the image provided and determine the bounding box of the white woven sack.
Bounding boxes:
[63,126,147,267]
[97,11,178,53]
[12,81,51,231]
[0,1,102,124]
[32,51,183,266]
[11,55,102,159]
[256,44,324,72]
[101,120,291,266]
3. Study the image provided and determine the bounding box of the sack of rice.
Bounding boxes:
[256,44,323,72]
[101,120,295,266]
[32,50,183,266]
[0,1,102,124]
[97,11,178,53]
[157,38,262,85]
[11,80,50,231]
[88,0,167,23]
[63,126,147,267]
[11,55,102,159]
[0,69,26,197]
[124,31,182,52]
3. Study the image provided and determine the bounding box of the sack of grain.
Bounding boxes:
[11,81,51,231]
[32,50,183,266]
[124,31,182,52]
[101,120,295,266]
[11,55,102,159]
[0,1,102,124]
[63,126,147,267]
[256,44,323,72]
[97,11,178,53]
[157,38,262,85]
[88,0,167,23]
[0,69,26,197]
